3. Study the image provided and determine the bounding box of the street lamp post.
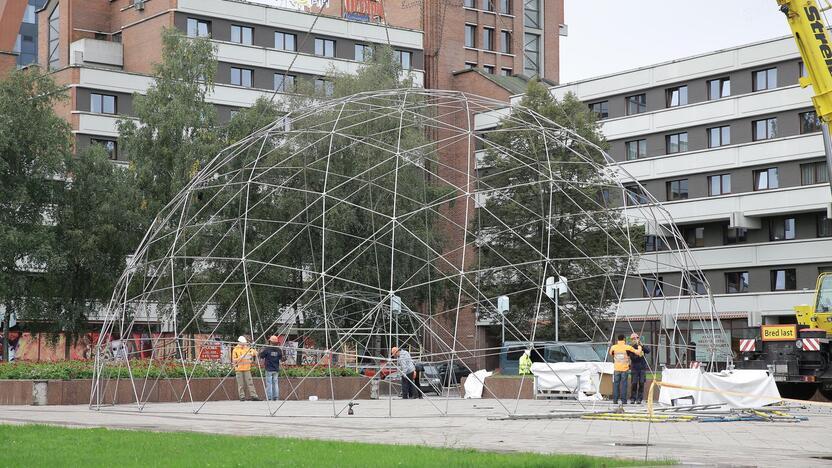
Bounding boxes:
[545,276,568,342]
[497,295,509,345]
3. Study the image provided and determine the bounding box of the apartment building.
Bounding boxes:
[478,36,832,365]
[36,0,425,162]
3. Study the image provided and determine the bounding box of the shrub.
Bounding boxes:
[0,361,359,380]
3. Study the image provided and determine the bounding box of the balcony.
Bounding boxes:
[640,184,832,226]
[69,39,123,69]
[618,290,814,324]
[637,236,832,274]
[616,133,824,182]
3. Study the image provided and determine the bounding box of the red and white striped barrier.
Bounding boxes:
[689,361,700,369]
[739,339,756,352]
[801,338,821,351]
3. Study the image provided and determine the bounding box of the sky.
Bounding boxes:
[560,0,795,83]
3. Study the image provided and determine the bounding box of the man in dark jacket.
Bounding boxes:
[627,333,650,404]
[259,335,284,401]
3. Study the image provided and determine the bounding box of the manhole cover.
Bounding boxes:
[607,443,651,447]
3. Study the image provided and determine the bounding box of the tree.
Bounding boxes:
[0,67,71,359]
[475,80,637,342]
[119,28,219,220]
[48,145,141,355]
[118,28,220,344]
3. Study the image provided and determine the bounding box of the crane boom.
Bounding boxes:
[778,0,832,192]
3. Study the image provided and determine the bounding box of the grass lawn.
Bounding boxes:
[0,424,671,467]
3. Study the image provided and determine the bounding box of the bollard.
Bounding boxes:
[370,380,379,400]
[32,380,48,406]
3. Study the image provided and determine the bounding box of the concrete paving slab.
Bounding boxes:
[1,398,831,467]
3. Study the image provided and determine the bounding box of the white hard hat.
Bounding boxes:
[238,336,247,343]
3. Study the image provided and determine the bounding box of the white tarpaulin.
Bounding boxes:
[530,362,612,393]
[463,370,493,399]
[659,369,781,408]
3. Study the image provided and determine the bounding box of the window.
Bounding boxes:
[666,179,689,201]
[500,30,511,53]
[464,0,475,7]
[523,33,540,76]
[752,117,777,141]
[231,67,253,87]
[753,167,779,191]
[524,0,540,28]
[355,44,372,62]
[231,25,253,45]
[725,272,750,294]
[275,32,297,51]
[500,0,512,14]
[770,269,796,291]
[483,65,495,74]
[800,111,822,134]
[315,38,335,57]
[273,73,295,92]
[625,139,646,160]
[666,85,688,107]
[684,274,708,295]
[395,50,412,70]
[91,138,117,160]
[483,28,495,50]
[684,227,705,248]
[48,5,60,70]
[589,101,609,120]
[643,276,664,298]
[626,94,646,115]
[801,161,829,185]
[624,185,648,206]
[644,235,667,252]
[187,18,211,38]
[90,93,116,114]
[665,132,688,154]
[465,24,476,48]
[482,0,493,11]
[464,62,476,70]
[725,227,748,245]
[769,217,796,241]
[753,68,777,91]
[315,78,334,96]
[501,68,512,76]
[707,77,730,100]
[799,61,808,78]
[819,214,832,237]
[708,174,731,196]
[707,126,731,148]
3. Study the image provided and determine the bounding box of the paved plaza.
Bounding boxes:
[1,398,831,467]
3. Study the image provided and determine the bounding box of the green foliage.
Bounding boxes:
[0,360,358,380]
[476,80,637,341]
[0,66,71,323]
[45,145,141,343]
[0,425,672,467]
[119,28,220,220]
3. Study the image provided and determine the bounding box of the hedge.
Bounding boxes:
[0,360,359,380]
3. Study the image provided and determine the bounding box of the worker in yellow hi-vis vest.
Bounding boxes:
[519,349,532,375]
[232,336,260,401]
[608,334,641,405]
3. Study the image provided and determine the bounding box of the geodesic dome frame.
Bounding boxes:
[91,89,729,416]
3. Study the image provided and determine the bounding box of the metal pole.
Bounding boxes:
[2,313,8,362]
[554,293,559,342]
[501,314,505,346]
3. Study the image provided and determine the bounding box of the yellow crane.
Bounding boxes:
[778,1,832,333]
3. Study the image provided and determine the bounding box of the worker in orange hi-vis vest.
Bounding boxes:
[232,336,260,401]
[608,334,642,406]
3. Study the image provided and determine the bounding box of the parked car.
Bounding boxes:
[498,341,605,375]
